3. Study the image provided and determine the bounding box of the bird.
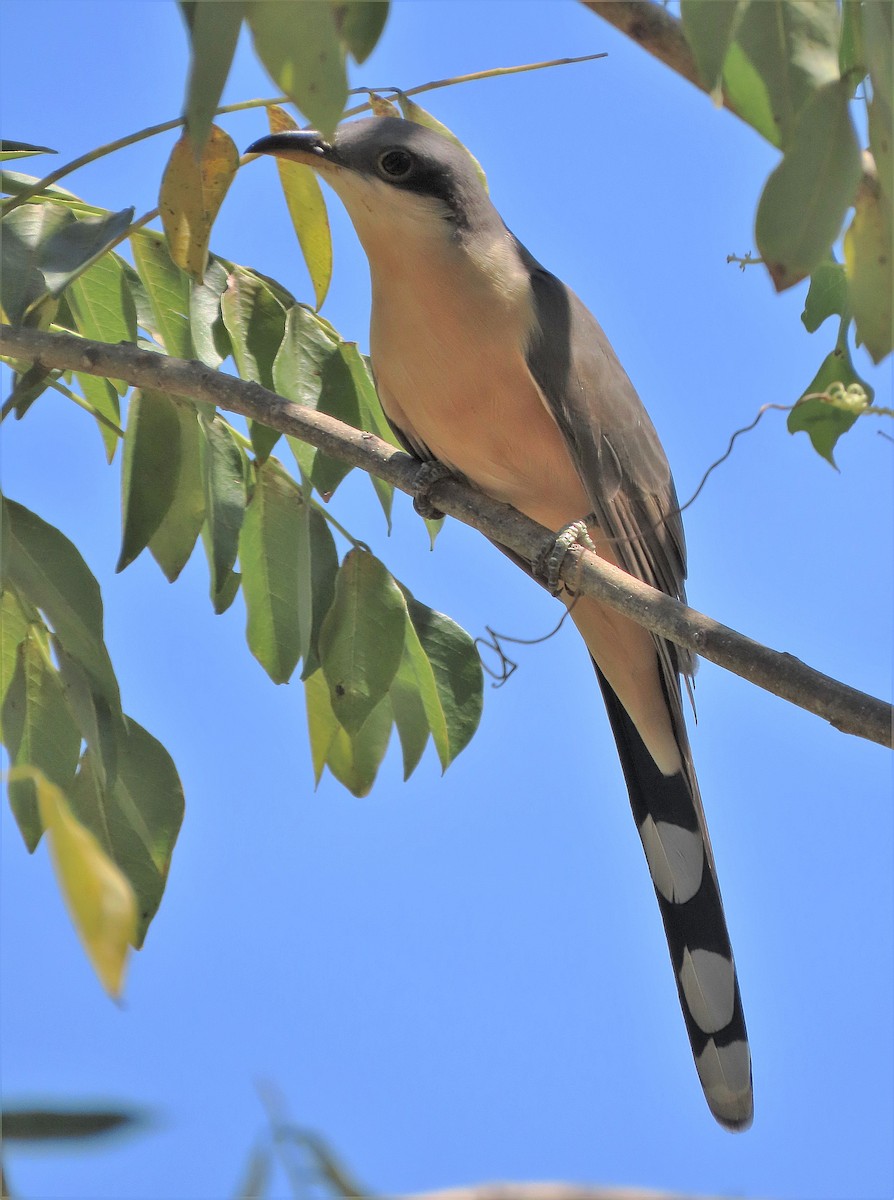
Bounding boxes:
[246,117,753,1130]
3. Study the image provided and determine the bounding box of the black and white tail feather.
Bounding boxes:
[597,666,753,1129]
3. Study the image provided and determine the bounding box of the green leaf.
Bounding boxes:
[0,140,57,161]
[400,605,452,769]
[74,372,122,463]
[293,485,315,669]
[306,345,362,497]
[159,126,240,280]
[318,549,406,735]
[69,718,184,948]
[863,0,892,106]
[2,205,76,322]
[1,498,121,712]
[238,461,305,683]
[241,265,298,310]
[220,265,287,459]
[54,642,119,792]
[149,401,206,581]
[200,414,247,612]
[0,202,135,325]
[304,669,392,797]
[719,46,778,149]
[31,768,138,995]
[130,228,193,358]
[2,629,82,850]
[300,504,339,679]
[65,249,135,452]
[788,345,872,464]
[735,0,841,147]
[189,255,232,369]
[844,187,893,364]
[305,665,339,784]
[272,302,339,406]
[246,1,347,137]
[181,1,244,151]
[333,0,389,63]
[396,94,488,191]
[120,258,162,341]
[0,584,39,711]
[755,78,862,291]
[838,0,865,81]
[66,252,138,380]
[117,390,183,573]
[339,342,398,526]
[680,0,750,98]
[0,1107,143,1143]
[390,638,434,779]
[274,304,354,496]
[868,95,892,209]
[405,594,483,767]
[325,696,392,798]
[801,258,848,332]
[266,105,332,310]
[1,169,84,204]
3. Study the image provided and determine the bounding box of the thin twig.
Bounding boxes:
[0,325,890,750]
[4,52,607,216]
[355,52,608,104]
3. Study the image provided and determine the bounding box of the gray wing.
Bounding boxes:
[518,239,695,720]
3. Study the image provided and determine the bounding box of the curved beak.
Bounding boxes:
[245,131,335,166]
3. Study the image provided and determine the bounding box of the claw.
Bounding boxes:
[413,461,452,520]
[535,519,596,594]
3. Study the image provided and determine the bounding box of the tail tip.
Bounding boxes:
[714,1097,754,1132]
[696,1037,754,1132]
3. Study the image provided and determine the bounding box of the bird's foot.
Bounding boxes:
[534,519,596,594]
[413,460,453,520]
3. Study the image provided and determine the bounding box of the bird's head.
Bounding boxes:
[246,116,499,257]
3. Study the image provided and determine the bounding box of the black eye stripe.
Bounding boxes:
[378,149,413,179]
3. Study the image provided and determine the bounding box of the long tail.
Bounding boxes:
[595,665,753,1130]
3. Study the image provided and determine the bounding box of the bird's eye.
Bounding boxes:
[377,148,414,180]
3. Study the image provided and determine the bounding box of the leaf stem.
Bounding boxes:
[310,499,369,551]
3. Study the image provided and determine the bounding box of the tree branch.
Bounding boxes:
[1,325,891,750]
[581,1,723,105]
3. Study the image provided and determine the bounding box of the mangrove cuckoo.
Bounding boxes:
[247,118,753,1130]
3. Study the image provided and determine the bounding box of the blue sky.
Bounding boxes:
[1,2,892,1198]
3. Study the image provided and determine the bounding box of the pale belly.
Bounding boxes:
[371,302,591,533]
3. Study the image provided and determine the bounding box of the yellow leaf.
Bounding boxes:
[11,767,137,997]
[845,178,893,364]
[266,105,333,309]
[368,91,400,118]
[159,125,239,280]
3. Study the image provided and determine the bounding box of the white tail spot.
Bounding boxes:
[639,817,704,903]
[680,947,736,1033]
